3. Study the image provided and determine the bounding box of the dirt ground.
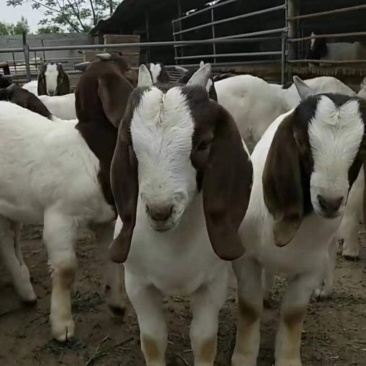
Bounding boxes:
[0,224,365,366]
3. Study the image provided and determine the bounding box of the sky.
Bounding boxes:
[0,2,44,32]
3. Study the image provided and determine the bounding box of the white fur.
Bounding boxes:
[44,63,59,96]
[232,97,364,366]
[22,80,38,96]
[149,63,162,83]
[0,101,120,341]
[38,93,76,120]
[115,84,240,366]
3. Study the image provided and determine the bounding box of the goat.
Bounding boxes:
[231,76,366,366]
[37,63,71,96]
[0,84,77,124]
[108,63,253,366]
[0,53,137,342]
[307,32,366,66]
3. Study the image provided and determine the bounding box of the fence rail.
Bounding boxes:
[1,1,366,85]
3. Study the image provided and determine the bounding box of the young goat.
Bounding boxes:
[108,63,253,366]
[37,63,71,96]
[231,76,366,366]
[0,54,136,342]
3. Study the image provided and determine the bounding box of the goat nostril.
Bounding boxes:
[317,195,343,213]
[146,204,174,222]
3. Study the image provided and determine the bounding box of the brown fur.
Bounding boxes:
[75,54,138,211]
[37,63,71,96]
[0,84,53,120]
[109,84,253,263]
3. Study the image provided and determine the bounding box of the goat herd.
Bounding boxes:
[0,54,365,366]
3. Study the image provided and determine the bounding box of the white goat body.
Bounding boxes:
[232,83,365,365]
[38,93,76,120]
[0,101,116,341]
[321,42,366,61]
[214,75,289,151]
[22,80,38,95]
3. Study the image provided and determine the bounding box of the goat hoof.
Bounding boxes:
[312,287,332,301]
[51,318,75,342]
[343,254,360,262]
[21,296,38,307]
[108,304,126,318]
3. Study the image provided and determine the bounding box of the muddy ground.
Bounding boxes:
[0,224,365,366]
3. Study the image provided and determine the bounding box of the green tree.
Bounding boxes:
[0,16,30,35]
[37,25,63,34]
[7,0,119,33]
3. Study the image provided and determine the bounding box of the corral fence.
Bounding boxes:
[0,1,366,88]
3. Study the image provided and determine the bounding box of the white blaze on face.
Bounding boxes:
[309,96,364,212]
[130,87,198,220]
[149,63,162,84]
[44,64,58,96]
[310,32,316,50]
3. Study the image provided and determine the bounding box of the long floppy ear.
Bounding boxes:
[98,73,134,127]
[262,112,303,247]
[37,66,47,96]
[57,65,70,95]
[202,103,253,261]
[109,102,139,263]
[293,76,316,101]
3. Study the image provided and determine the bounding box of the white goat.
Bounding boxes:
[231,77,365,366]
[38,93,76,120]
[0,54,138,341]
[108,64,253,366]
[308,32,366,65]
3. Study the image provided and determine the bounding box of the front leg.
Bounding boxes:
[232,257,263,366]
[44,210,77,342]
[125,270,167,366]
[275,273,319,366]
[190,267,229,366]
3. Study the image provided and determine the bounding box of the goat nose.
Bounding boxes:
[146,204,174,221]
[317,195,343,213]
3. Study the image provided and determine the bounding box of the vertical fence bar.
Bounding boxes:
[281,32,286,85]
[211,7,217,64]
[22,32,31,82]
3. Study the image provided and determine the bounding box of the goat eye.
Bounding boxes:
[197,141,211,151]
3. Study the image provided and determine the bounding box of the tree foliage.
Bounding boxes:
[6,0,119,33]
[0,16,30,35]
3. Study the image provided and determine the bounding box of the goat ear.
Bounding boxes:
[200,60,205,68]
[98,73,134,127]
[138,64,153,87]
[96,53,112,61]
[187,63,211,88]
[6,83,17,92]
[174,65,188,74]
[37,73,46,96]
[109,107,139,263]
[202,103,252,261]
[262,112,303,247]
[293,76,316,100]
